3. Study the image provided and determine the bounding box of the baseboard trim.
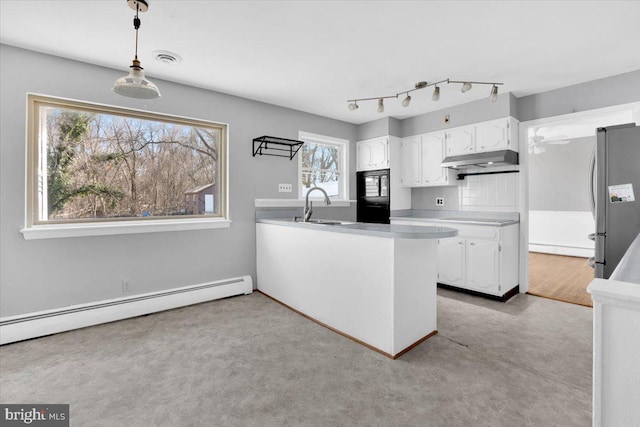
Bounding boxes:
[257,290,436,359]
[438,283,519,302]
[0,275,253,345]
[529,243,593,258]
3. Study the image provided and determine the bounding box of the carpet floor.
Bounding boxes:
[0,288,592,427]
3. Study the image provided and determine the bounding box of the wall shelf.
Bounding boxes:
[253,136,304,160]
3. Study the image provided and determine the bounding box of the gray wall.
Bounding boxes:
[529,136,595,211]
[400,93,512,137]
[516,70,640,122]
[0,45,356,316]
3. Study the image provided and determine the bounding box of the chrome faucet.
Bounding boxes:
[304,187,331,222]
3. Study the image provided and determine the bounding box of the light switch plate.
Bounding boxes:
[278,183,292,193]
[436,197,444,206]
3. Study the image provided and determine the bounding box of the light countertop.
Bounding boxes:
[256,219,458,240]
[390,209,519,227]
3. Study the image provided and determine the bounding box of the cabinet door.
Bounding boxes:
[369,138,389,169]
[445,126,475,156]
[400,136,421,186]
[357,141,372,171]
[475,118,511,153]
[421,132,449,186]
[466,239,500,294]
[437,237,466,286]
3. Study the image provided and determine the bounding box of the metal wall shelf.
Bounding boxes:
[252,136,304,160]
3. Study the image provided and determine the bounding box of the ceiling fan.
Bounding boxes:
[528,128,571,154]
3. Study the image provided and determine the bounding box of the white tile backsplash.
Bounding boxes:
[458,172,519,212]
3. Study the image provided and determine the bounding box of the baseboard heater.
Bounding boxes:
[0,275,253,345]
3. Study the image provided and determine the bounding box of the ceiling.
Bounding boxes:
[1,1,639,125]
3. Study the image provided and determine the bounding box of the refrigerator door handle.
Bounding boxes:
[588,146,596,220]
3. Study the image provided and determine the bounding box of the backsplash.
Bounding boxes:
[458,172,519,212]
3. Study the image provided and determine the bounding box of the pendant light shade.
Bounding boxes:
[113,0,160,99]
[402,94,411,107]
[489,85,498,102]
[461,82,472,93]
[432,86,440,101]
[377,98,384,113]
[348,101,359,111]
[113,58,161,99]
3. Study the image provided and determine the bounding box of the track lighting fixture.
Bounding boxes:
[432,86,440,102]
[347,78,503,112]
[489,85,499,102]
[113,0,161,99]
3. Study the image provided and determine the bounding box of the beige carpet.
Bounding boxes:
[0,290,592,426]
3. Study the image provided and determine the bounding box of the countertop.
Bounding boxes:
[390,209,519,227]
[610,233,640,284]
[256,219,458,240]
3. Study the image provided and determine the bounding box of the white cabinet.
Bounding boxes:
[475,117,518,153]
[357,137,389,171]
[390,220,519,298]
[444,117,519,156]
[445,126,475,156]
[466,239,500,294]
[400,136,421,185]
[437,237,466,287]
[400,132,455,187]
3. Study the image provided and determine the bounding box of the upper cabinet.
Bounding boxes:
[475,117,518,153]
[356,137,389,171]
[445,117,519,156]
[400,131,455,187]
[445,125,475,156]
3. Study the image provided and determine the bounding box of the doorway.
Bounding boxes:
[522,103,640,306]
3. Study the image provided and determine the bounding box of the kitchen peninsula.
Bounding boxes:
[256,218,457,358]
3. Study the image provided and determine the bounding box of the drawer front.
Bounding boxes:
[405,221,501,241]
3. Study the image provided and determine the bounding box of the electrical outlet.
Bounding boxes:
[436,197,444,206]
[278,183,292,193]
[122,278,131,294]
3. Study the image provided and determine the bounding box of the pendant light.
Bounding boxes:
[401,94,411,107]
[432,86,440,101]
[377,98,384,113]
[348,101,359,111]
[461,82,472,93]
[112,0,161,99]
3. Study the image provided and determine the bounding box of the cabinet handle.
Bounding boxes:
[458,241,463,245]
[470,242,476,246]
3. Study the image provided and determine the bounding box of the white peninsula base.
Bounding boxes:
[256,222,440,358]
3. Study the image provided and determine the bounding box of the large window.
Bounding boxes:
[25,95,227,232]
[298,132,348,200]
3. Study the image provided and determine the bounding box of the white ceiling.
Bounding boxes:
[1,1,639,125]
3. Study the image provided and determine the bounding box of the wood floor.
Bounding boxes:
[528,252,594,307]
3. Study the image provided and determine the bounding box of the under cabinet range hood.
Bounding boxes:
[441,150,519,169]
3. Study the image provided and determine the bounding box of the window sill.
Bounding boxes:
[255,199,355,208]
[21,218,231,240]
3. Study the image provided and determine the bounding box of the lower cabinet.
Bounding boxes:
[392,220,519,298]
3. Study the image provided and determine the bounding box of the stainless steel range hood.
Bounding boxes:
[441,150,519,169]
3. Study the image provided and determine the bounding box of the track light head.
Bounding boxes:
[377,98,384,113]
[402,94,411,107]
[461,82,472,93]
[489,85,498,102]
[348,102,359,111]
[432,86,440,101]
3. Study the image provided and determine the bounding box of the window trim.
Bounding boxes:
[297,131,349,200]
[23,93,229,238]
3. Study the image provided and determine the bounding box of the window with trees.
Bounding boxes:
[26,95,227,228]
[298,132,348,200]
